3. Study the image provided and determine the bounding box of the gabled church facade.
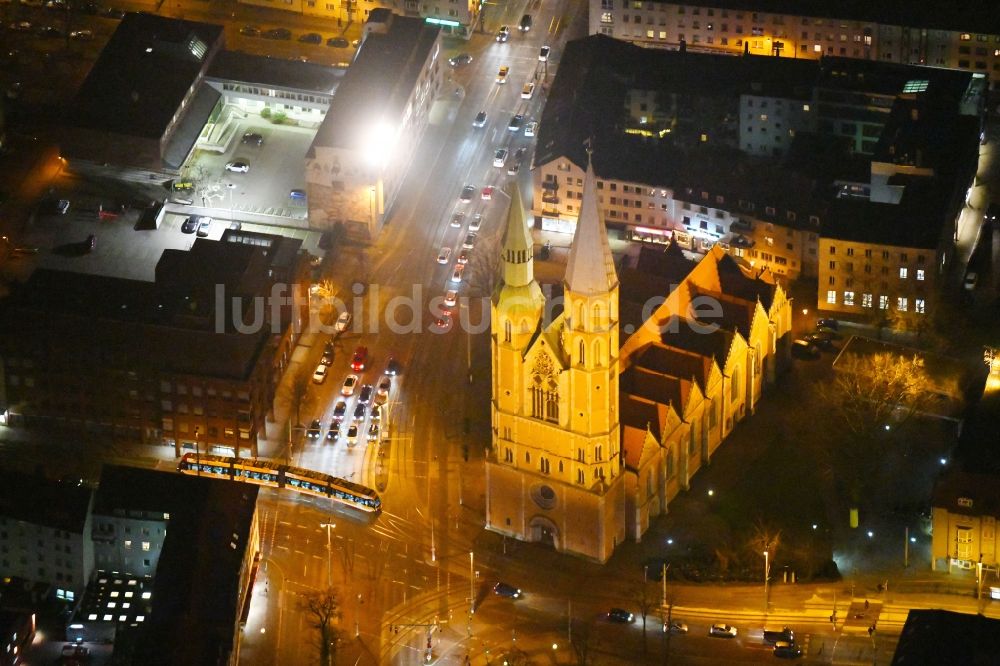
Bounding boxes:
[486,155,793,563]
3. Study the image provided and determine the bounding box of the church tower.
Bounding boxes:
[486,154,626,563]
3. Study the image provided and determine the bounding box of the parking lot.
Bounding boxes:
[178,114,315,223]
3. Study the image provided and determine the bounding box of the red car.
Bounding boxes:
[351,346,368,371]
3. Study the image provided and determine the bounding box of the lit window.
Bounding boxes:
[88,614,98,621]
[826,290,837,304]
[601,11,612,23]
[814,44,822,52]
[961,33,971,41]
[803,103,810,112]
[862,293,872,308]
[141,592,152,599]
[843,291,855,306]
[897,297,908,312]
[760,114,768,121]
[110,591,120,598]
[899,267,908,279]
[915,298,925,313]
[124,540,132,549]
[142,542,150,552]
[108,602,116,609]
[916,269,925,281]
[879,295,889,310]
[137,615,145,622]
[103,615,113,621]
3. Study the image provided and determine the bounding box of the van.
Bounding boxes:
[763,626,794,644]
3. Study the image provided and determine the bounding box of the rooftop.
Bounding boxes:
[206,50,344,94]
[0,470,92,534]
[892,609,1000,664]
[72,13,224,138]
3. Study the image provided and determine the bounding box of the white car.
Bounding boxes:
[341,374,359,396]
[708,623,738,638]
[496,65,509,84]
[521,82,535,99]
[437,247,453,264]
[525,121,538,137]
[444,289,458,308]
[539,45,550,62]
[312,364,328,384]
[225,160,250,173]
[469,214,482,231]
[451,264,465,283]
[493,148,508,168]
[335,311,352,332]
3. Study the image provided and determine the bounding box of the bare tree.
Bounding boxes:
[569,617,595,666]
[631,581,659,656]
[300,588,342,666]
[287,370,311,427]
[747,520,782,560]
[821,351,933,504]
[339,536,356,580]
[462,233,502,299]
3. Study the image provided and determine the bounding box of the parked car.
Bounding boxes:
[70,29,94,40]
[335,311,352,332]
[816,318,839,330]
[196,218,212,237]
[263,27,292,39]
[709,623,738,638]
[225,160,250,173]
[607,608,634,623]
[327,37,349,48]
[242,132,264,146]
[493,582,521,598]
[805,330,840,350]
[773,641,802,659]
[299,32,322,44]
[791,339,820,359]
[181,216,200,234]
[239,24,261,37]
[665,620,689,634]
[312,364,328,384]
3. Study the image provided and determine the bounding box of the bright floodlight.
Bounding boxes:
[363,121,397,168]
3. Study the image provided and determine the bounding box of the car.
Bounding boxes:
[519,13,532,31]
[525,121,538,137]
[225,161,250,173]
[457,249,470,265]
[473,111,488,128]
[312,364,328,384]
[181,216,199,234]
[508,114,524,132]
[335,311,352,332]
[493,148,508,168]
[84,234,96,253]
[985,203,1000,224]
[351,38,361,47]
[709,623,738,638]
[376,376,391,402]
[539,45,551,62]
[307,419,322,439]
[326,422,340,442]
[437,247,453,264]
[450,212,466,228]
[299,32,323,44]
[353,402,367,421]
[805,330,840,350]
[351,346,368,371]
[763,627,795,644]
[444,289,458,308]
[239,24,261,37]
[346,424,359,446]
[469,214,483,231]
[463,232,477,249]
[321,352,333,365]
[70,29,94,40]
[358,383,374,404]
[9,21,32,32]
[45,0,66,9]
[333,400,348,420]
[507,162,521,176]
[371,404,382,422]
[608,608,635,623]
[816,318,839,330]
[367,423,380,442]
[964,272,978,290]
[385,356,401,376]
[459,186,475,203]
[664,620,689,634]
[493,582,521,598]
[263,28,292,39]
[496,66,509,84]
[448,53,473,67]
[196,218,212,237]
[290,189,307,201]
[104,6,125,18]
[451,265,465,283]
[521,82,535,99]
[791,339,820,359]
[38,25,63,37]
[341,374,359,395]
[242,132,264,146]
[435,314,453,331]
[326,36,348,47]
[481,186,494,200]
[773,641,802,659]
[496,26,510,42]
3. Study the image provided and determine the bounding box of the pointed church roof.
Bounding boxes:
[500,184,534,288]
[565,157,618,296]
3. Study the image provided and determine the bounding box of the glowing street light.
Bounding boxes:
[763,550,770,614]
[362,120,399,168]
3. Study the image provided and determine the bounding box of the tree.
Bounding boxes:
[569,617,595,666]
[287,370,311,427]
[630,581,659,656]
[300,588,342,666]
[821,351,933,505]
[462,232,502,299]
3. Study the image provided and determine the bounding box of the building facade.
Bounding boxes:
[931,471,1000,578]
[306,11,444,240]
[587,0,1000,79]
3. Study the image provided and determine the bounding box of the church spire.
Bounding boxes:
[565,150,618,296]
[501,183,535,288]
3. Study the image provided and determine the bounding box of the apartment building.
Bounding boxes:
[0,471,94,603]
[0,237,309,456]
[306,11,443,240]
[932,470,1000,575]
[588,0,1000,79]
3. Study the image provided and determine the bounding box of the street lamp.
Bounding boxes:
[763,550,770,614]
[469,551,475,615]
[226,182,236,225]
[321,522,336,589]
